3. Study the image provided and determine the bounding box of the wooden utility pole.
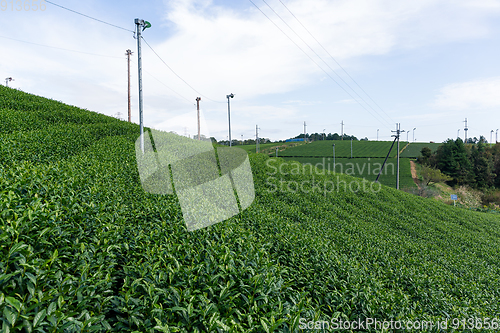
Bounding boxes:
[126,49,133,122]
[196,97,201,140]
[391,123,404,190]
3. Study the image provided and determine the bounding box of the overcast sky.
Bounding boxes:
[2,0,500,143]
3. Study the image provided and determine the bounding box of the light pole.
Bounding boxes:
[491,130,494,144]
[458,129,460,139]
[5,77,13,87]
[413,128,416,142]
[226,93,234,147]
[496,129,498,144]
[135,18,151,153]
[241,134,243,145]
[406,131,409,142]
[377,129,379,141]
[323,129,326,140]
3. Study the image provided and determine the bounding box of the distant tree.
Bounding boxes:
[420,165,452,186]
[342,134,358,141]
[419,147,432,165]
[434,138,473,185]
[470,139,496,188]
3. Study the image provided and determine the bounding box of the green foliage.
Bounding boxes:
[426,138,500,189]
[2,86,500,331]
[434,138,473,185]
[420,165,453,186]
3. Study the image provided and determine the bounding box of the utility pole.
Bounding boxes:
[323,128,326,140]
[496,129,498,144]
[256,125,260,153]
[391,123,404,190]
[226,93,234,146]
[464,118,468,143]
[135,18,151,153]
[377,129,379,141]
[303,121,306,142]
[457,129,460,139]
[341,120,344,140]
[413,128,416,142]
[5,77,13,87]
[491,130,494,144]
[196,97,201,140]
[126,49,133,122]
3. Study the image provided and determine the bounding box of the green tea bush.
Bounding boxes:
[2,86,500,332]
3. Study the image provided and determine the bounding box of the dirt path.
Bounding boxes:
[410,160,421,190]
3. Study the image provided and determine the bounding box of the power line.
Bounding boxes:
[0,35,123,59]
[45,1,134,33]
[261,0,393,128]
[277,0,395,124]
[127,49,197,106]
[249,0,390,128]
[143,69,196,106]
[140,36,224,103]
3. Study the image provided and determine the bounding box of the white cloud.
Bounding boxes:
[2,0,500,142]
[433,77,500,110]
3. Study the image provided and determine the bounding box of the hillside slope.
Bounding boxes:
[1,86,500,332]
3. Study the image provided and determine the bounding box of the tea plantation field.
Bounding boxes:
[281,157,415,189]
[2,86,500,332]
[279,140,399,158]
[399,142,443,158]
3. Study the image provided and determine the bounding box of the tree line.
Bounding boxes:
[294,133,363,141]
[418,136,500,189]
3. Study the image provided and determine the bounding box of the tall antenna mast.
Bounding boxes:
[464,118,468,143]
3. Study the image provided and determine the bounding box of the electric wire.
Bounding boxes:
[139,63,196,106]
[261,0,393,128]
[141,36,224,103]
[277,0,395,124]
[45,0,220,104]
[145,71,196,106]
[249,0,390,128]
[0,35,123,59]
[45,1,134,33]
